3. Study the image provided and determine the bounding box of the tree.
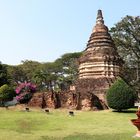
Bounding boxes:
[20,60,42,82]
[0,84,16,103]
[110,15,140,90]
[41,62,58,91]
[33,70,47,90]
[0,63,8,86]
[33,52,82,91]
[106,78,136,111]
[7,65,26,85]
[55,52,82,87]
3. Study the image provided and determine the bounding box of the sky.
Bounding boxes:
[0,0,139,65]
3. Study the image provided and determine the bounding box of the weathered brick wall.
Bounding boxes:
[28,88,108,111]
[28,92,56,108]
[28,91,77,109]
[28,92,44,108]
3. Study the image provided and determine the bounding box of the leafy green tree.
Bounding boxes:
[20,60,42,82]
[110,15,140,91]
[0,84,16,103]
[41,62,59,91]
[55,52,82,87]
[107,78,136,111]
[0,63,8,86]
[7,65,26,85]
[33,52,82,91]
[33,70,46,90]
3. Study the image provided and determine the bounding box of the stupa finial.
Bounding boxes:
[96,9,104,25]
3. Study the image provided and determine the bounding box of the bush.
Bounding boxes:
[106,78,136,111]
[0,84,16,102]
[15,82,36,103]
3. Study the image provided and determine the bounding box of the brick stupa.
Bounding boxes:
[75,10,123,110]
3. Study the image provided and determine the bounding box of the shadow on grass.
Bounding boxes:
[41,133,134,140]
[112,110,136,113]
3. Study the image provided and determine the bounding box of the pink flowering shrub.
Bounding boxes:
[15,82,36,103]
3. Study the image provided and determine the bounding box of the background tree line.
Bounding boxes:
[1,52,82,92]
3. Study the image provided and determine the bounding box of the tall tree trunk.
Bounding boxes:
[136,62,140,81]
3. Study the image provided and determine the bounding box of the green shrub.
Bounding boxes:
[106,78,136,111]
[0,84,16,102]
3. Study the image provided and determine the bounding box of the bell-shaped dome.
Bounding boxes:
[78,10,123,79]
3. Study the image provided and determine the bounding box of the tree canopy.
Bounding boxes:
[3,52,82,92]
[110,15,140,91]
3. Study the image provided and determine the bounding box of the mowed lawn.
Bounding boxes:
[0,107,137,140]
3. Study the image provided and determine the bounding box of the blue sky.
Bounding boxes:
[0,0,139,65]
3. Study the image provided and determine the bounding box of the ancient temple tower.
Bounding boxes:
[76,10,123,110]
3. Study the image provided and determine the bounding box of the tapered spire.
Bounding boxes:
[92,9,107,33]
[96,9,104,25]
[79,9,123,79]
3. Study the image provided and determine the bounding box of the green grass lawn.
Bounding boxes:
[0,107,138,140]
